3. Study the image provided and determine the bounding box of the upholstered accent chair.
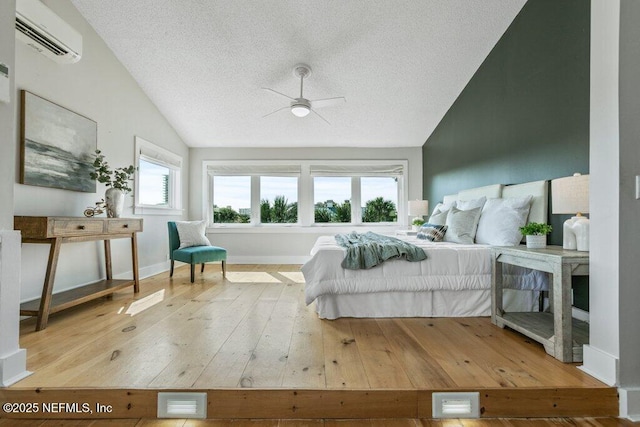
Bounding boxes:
[167,221,227,283]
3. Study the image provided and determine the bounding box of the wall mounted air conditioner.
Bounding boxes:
[15,0,82,64]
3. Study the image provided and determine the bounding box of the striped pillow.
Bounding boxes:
[417,224,448,242]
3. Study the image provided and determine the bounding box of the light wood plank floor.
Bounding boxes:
[16,264,605,390]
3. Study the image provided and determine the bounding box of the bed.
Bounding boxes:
[301,180,550,319]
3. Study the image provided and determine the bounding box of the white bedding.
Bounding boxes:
[302,235,548,307]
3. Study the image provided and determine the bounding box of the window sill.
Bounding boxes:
[206,224,405,234]
[134,205,184,216]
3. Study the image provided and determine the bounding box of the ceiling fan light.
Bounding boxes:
[291,104,310,117]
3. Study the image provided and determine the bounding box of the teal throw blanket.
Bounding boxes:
[335,231,427,270]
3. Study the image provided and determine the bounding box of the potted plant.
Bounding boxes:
[519,222,553,249]
[412,217,425,231]
[90,150,136,218]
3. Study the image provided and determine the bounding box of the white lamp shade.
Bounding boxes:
[551,173,589,214]
[408,200,429,217]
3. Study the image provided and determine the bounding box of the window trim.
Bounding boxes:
[134,136,183,216]
[204,159,408,230]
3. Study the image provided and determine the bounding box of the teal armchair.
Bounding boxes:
[168,221,227,283]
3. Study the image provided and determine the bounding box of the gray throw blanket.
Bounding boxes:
[335,231,428,270]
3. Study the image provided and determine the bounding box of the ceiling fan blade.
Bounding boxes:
[262,87,295,100]
[262,106,289,118]
[309,97,346,109]
[310,108,331,125]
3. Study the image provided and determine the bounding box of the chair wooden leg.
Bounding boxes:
[190,264,195,283]
[222,260,226,279]
[170,260,174,277]
[201,263,205,273]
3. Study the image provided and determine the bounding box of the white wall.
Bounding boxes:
[14,0,189,302]
[0,0,16,231]
[586,0,640,420]
[0,0,29,388]
[618,0,640,418]
[190,147,423,263]
[582,0,620,385]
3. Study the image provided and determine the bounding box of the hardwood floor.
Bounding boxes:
[3,264,625,422]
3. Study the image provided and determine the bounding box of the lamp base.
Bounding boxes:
[563,216,589,251]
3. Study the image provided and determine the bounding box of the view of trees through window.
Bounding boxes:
[213,176,251,223]
[260,176,298,223]
[211,169,401,225]
[361,177,398,223]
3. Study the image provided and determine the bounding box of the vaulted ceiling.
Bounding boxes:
[71,0,526,148]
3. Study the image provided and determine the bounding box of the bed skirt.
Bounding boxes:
[313,289,539,319]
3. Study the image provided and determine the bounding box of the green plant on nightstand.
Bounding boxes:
[411,217,425,231]
[520,222,552,249]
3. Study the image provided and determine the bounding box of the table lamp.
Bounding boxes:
[551,173,589,251]
[408,200,429,230]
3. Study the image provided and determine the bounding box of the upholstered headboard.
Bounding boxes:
[441,179,548,224]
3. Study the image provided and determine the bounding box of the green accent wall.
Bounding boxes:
[421,0,590,310]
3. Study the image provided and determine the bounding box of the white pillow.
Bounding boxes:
[443,206,483,244]
[456,196,487,211]
[428,209,449,226]
[428,201,456,225]
[475,196,533,246]
[175,220,211,249]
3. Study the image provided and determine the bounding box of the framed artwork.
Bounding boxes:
[20,90,97,192]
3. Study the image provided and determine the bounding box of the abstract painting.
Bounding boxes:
[20,90,97,192]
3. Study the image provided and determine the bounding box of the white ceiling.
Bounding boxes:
[71,0,525,148]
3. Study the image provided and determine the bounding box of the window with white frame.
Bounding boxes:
[134,136,182,215]
[207,163,301,225]
[205,160,407,227]
[310,164,403,225]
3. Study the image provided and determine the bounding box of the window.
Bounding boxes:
[361,177,398,223]
[261,176,298,223]
[207,163,301,225]
[134,136,182,215]
[313,177,351,223]
[212,176,251,223]
[138,159,170,206]
[205,160,407,228]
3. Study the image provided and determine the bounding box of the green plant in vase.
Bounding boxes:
[519,222,552,249]
[89,150,136,218]
[411,217,425,231]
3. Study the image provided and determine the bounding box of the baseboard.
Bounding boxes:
[114,260,170,280]
[579,345,618,386]
[0,349,32,387]
[227,255,311,265]
[619,387,640,421]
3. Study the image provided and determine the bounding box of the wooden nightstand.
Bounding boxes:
[491,245,589,363]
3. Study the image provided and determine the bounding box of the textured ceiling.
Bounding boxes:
[71,0,525,148]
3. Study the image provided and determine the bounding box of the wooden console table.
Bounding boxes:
[15,216,143,331]
[491,245,589,363]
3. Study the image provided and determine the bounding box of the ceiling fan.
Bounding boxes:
[262,64,346,124]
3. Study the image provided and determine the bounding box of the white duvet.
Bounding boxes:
[301,235,548,305]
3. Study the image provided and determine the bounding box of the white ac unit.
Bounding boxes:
[15,0,82,64]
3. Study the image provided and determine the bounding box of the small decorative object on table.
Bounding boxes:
[411,217,425,231]
[89,150,136,218]
[519,222,552,249]
[83,199,106,217]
